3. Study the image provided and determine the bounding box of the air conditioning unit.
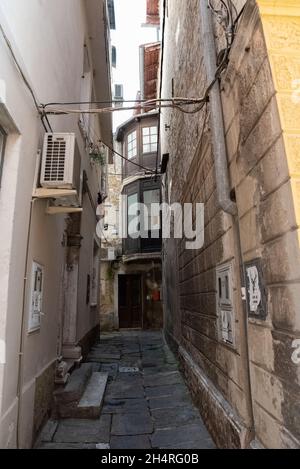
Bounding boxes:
[101,247,115,261]
[114,84,124,101]
[100,247,118,261]
[40,133,81,190]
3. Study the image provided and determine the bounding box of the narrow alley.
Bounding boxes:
[36,331,214,449]
[1,0,300,453]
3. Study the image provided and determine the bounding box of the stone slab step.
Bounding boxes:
[87,351,121,360]
[75,372,108,419]
[54,363,93,403]
[53,363,93,418]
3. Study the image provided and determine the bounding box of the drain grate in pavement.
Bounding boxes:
[119,366,140,373]
[96,443,110,449]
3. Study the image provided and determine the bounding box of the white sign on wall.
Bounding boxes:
[245,259,267,320]
[246,266,261,313]
[28,262,44,332]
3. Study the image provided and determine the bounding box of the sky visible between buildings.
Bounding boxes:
[111,0,159,132]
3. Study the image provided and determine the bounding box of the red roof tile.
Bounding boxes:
[146,0,160,25]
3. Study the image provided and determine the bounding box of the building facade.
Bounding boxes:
[100,0,162,333]
[0,0,112,448]
[160,0,300,449]
[100,111,163,331]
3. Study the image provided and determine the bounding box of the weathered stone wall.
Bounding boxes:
[161,0,300,448]
[223,0,300,448]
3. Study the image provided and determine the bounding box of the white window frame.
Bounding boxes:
[142,126,158,154]
[127,130,137,159]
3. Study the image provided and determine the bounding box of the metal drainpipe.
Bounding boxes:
[199,1,255,443]
[200,1,237,216]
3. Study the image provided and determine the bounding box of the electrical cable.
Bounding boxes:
[81,115,155,174]
[0,22,40,111]
[42,97,202,108]
[0,22,55,133]
[90,0,244,176]
[155,0,167,179]
[42,100,208,116]
[0,0,245,162]
[233,3,246,31]
[99,139,156,174]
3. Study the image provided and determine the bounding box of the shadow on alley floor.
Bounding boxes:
[37,331,215,449]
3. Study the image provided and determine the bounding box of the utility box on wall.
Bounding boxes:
[216,263,235,347]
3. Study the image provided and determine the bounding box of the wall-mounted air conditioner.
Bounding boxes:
[100,247,118,261]
[40,133,81,190]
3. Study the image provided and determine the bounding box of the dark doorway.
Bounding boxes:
[118,275,142,329]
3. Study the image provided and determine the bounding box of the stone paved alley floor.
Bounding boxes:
[37,331,215,449]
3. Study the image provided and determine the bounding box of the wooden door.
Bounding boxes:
[118,275,142,329]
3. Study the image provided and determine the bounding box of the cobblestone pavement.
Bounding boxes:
[37,331,215,449]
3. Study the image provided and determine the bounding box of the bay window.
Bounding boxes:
[123,178,162,255]
[127,192,139,236]
[143,188,161,233]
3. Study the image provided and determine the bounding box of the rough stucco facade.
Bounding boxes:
[161,0,300,449]
[0,0,112,448]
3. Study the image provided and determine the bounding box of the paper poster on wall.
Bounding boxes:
[245,259,267,320]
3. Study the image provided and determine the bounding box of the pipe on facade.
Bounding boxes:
[199,1,255,444]
[16,197,37,448]
[199,1,237,216]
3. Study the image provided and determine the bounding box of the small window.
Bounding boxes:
[114,84,124,100]
[127,131,137,159]
[112,46,117,68]
[108,0,116,30]
[0,126,7,188]
[142,126,158,154]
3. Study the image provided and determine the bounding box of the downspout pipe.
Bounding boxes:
[199,1,255,444]
[199,1,237,216]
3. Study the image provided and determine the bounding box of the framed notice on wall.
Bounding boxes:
[28,261,44,332]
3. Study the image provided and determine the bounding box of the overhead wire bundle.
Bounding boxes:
[0,0,246,175]
[40,97,209,117]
